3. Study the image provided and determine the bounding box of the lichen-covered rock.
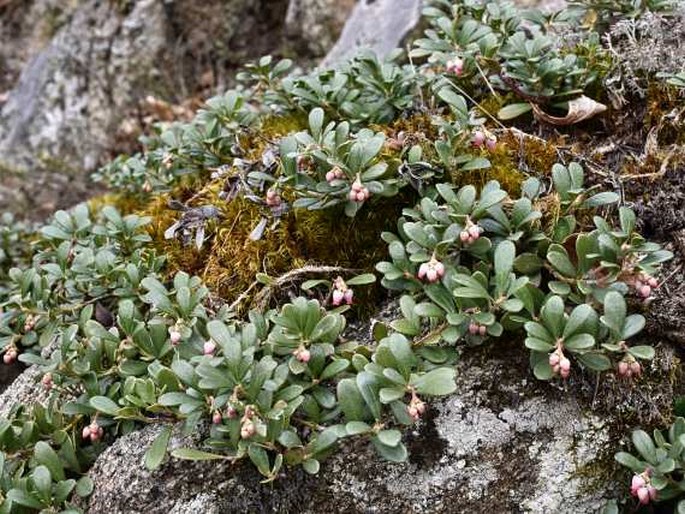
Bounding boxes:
[286,0,356,57]
[85,347,621,514]
[321,0,423,67]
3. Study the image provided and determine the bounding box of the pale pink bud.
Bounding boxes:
[647,277,658,288]
[486,137,497,152]
[3,352,14,364]
[415,400,426,414]
[352,179,363,192]
[560,357,571,372]
[343,289,354,305]
[468,225,481,239]
[446,58,464,75]
[426,268,438,282]
[618,361,629,376]
[169,329,182,345]
[468,323,479,335]
[296,348,311,363]
[240,419,256,439]
[418,262,428,279]
[42,373,53,389]
[460,230,470,243]
[472,131,486,147]
[549,353,560,367]
[630,361,641,376]
[552,364,560,374]
[407,406,420,421]
[560,367,570,379]
[356,191,366,202]
[82,426,92,440]
[648,486,657,500]
[639,285,651,298]
[226,405,237,419]
[203,341,216,355]
[332,289,345,306]
[637,486,650,504]
[479,325,487,336]
[434,261,445,278]
[212,410,222,424]
[348,190,357,201]
[631,474,646,494]
[325,171,336,182]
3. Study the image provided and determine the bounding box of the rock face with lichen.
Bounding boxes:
[81,331,620,514]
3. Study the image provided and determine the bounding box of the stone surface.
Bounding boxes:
[321,0,423,67]
[286,0,356,57]
[84,347,621,514]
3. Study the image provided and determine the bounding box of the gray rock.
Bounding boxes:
[321,0,423,67]
[286,0,356,57]
[85,349,620,514]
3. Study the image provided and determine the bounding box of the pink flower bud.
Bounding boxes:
[446,58,464,75]
[407,406,420,421]
[639,285,651,298]
[348,190,357,201]
[460,231,470,243]
[472,131,486,148]
[552,364,560,374]
[332,289,345,306]
[241,419,256,439]
[560,357,571,372]
[415,400,426,414]
[356,191,366,202]
[486,137,497,152]
[549,353,560,367]
[212,410,222,424]
[631,474,646,494]
[89,424,103,442]
[647,277,658,288]
[469,323,479,335]
[648,485,657,500]
[3,352,14,364]
[630,361,641,376]
[343,289,354,305]
[296,348,311,363]
[42,373,53,389]
[203,341,216,355]
[418,262,428,279]
[478,325,487,336]
[560,367,570,379]
[325,171,335,182]
[82,426,92,440]
[618,361,629,377]
[352,179,363,192]
[637,486,650,504]
[434,261,445,278]
[426,268,438,282]
[169,329,182,345]
[468,225,480,239]
[226,405,237,419]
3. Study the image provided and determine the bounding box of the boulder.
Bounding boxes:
[85,347,620,514]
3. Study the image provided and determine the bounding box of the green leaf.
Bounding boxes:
[171,448,225,461]
[302,459,320,474]
[601,291,626,336]
[372,439,408,462]
[89,396,121,416]
[498,102,532,120]
[356,372,381,419]
[345,421,371,435]
[320,359,350,381]
[207,320,242,368]
[632,430,657,463]
[377,429,402,447]
[379,387,406,403]
[248,444,271,477]
[494,240,515,277]
[75,476,94,497]
[577,352,611,371]
[309,108,324,138]
[525,338,554,352]
[34,441,65,481]
[622,315,645,340]
[412,368,457,396]
[628,345,655,360]
[614,451,644,471]
[563,304,597,338]
[337,378,367,421]
[547,244,576,277]
[346,273,376,286]
[144,426,172,471]
[6,489,44,509]
[564,333,595,351]
[541,296,565,338]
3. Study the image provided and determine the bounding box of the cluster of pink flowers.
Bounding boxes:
[82,420,104,442]
[41,373,53,390]
[445,57,464,76]
[240,405,257,439]
[468,322,487,337]
[549,348,571,378]
[630,470,657,505]
[348,177,371,203]
[406,392,427,422]
[265,189,282,208]
[460,221,482,245]
[293,345,311,363]
[332,276,354,306]
[472,130,497,151]
[634,272,658,299]
[418,256,446,283]
[24,314,36,332]
[325,166,345,183]
[617,356,641,378]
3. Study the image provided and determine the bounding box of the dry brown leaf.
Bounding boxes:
[531,95,607,126]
